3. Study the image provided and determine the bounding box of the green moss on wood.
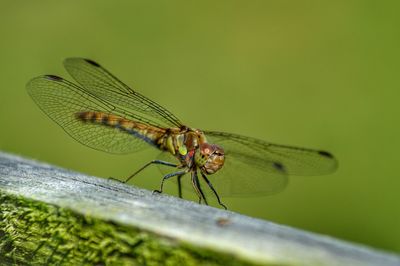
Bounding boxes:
[0,192,268,266]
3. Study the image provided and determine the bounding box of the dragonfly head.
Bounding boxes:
[195,143,225,174]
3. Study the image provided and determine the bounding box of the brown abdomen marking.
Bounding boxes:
[76,111,126,127]
[75,111,165,145]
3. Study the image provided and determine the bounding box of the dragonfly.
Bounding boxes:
[27,58,338,209]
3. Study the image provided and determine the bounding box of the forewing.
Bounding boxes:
[27,75,151,154]
[63,58,183,128]
[200,131,337,197]
[205,131,338,176]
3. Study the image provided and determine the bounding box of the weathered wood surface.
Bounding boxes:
[0,151,399,265]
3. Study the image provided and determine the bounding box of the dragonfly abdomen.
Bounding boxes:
[75,111,165,146]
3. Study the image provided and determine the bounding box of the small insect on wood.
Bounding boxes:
[27,58,338,209]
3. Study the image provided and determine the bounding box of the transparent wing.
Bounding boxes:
[197,131,336,197]
[156,131,337,197]
[205,131,338,176]
[209,151,288,197]
[27,75,152,154]
[156,146,289,197]
[63,58,183,128]
[207,154,288,197]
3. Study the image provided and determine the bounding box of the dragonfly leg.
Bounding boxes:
[154,170,187,194]
[177,175,183,198]
[200,172,227,210]
[191,171,208,205]
[123,160,178,184]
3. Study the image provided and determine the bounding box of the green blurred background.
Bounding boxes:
[0,1,399,254]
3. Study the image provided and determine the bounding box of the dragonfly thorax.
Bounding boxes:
[162,128,225,174]
[194,142,225,174]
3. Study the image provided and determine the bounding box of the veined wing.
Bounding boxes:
[201,131,338,196]
[205,131,338,175]
[27,75,156,154]
[63,58,183,128]
[156,148,288,197]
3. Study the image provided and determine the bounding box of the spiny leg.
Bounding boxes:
[123,160,178,183]
[177,175,183,198]
[195,172,208,205]
[200,172,227,210]
[154,170,187,194]
[191,171,208,205]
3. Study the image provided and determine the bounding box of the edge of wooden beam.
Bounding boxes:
[0,152,399,266]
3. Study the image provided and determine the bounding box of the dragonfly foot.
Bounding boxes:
[219,203,228,210]
[153,189,162,194]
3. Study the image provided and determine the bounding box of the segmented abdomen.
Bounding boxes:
[75,111,166,146]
